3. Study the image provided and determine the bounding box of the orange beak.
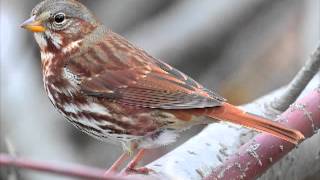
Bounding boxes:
[21,15,46,33]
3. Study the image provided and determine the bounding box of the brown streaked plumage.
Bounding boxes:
[21,0,304,174]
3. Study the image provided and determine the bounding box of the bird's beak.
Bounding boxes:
[21,15,46,33]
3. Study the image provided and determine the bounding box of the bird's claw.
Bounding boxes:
[123,167,153,175]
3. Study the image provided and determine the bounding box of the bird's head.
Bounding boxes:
[21,0,99,52]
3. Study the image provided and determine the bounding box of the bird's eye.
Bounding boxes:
[54,13,65,24]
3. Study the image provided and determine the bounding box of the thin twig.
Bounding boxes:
[0,154,128,180]
[271,45,320,112]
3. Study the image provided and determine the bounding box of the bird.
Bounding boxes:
[21,0,304,174]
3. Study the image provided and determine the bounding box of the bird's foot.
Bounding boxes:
[104,152,129,175]
[105,148,151,176]
[121,149,148,175]
[123,166,153,175]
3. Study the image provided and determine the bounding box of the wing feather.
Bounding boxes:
[66,31,225,109]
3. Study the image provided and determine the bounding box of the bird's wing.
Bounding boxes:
[66,32,225,109]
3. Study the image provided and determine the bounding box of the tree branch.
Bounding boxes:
[0,154,128,180]
[271,45,320,112]
[205,88,320,179]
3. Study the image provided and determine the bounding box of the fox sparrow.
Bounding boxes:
[21,0,304,174]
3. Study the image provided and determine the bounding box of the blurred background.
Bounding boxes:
[0,0,319,179]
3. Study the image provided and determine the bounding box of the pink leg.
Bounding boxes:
[123,149,151,174]
[127,149,145,169]
[104,152,129,175]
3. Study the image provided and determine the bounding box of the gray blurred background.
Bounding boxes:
[0,0,319,179]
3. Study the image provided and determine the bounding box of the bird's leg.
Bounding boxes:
[105,142,139,175]
[104,152,129,175]
[122,149,152,174]
[127,148,145,169]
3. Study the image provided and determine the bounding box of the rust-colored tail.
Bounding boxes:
[206,103,304,144]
